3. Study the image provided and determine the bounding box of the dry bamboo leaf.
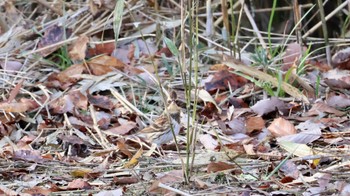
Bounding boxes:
[224,60,309,103]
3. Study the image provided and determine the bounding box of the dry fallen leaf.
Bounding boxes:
[197,89,222,114]
[88,55,125,75]
[205,70,248,92]
[282,42,306,71]
[305,102,345,117]
[0,98,38,113]
[224,60,309,103]
[38,25,70,57]
[279,160,300,179]
[323,69,350,89]
[123,148,143,168]
[279,141,315,158]
[268,117,296,137]
[56,63,85,85]
[207,161,235,173]
[67,179,91,190]
[105,121,137,136]
[69,35,89,61]
[332,47,350,68]
[246,116,265,135]
[277,120,323,144]
[113,176,139,185]
[13,149,44,164]
[149,170,183,194]
[326,94,350,108]
[251,97,289,116]
[199,134,218,150]
[70,168,93,178]
[0,60,23,72]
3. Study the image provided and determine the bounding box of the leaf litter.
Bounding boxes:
[1,1,350,195]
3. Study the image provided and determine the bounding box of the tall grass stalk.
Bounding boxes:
[179,0,190,183]
[188,0,200,178]
[317,0,331,65]
[184,0,194,184]
[122,2,186,174]
[267,0,277,53]
[229,0,236,57]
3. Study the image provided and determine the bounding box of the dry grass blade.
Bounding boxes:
[89,105,109,149]
[113,0,125,48]
[224,60,309,103]
[302,1,348,39]
[110,87,152,122]
[238,0,266,49]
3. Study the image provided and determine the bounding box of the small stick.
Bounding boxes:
[303,0,348,39]
[157,182,192,196]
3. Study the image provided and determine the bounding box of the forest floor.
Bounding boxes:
[1,1,350,195]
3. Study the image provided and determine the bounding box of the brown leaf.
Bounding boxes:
[205,70,248,92]
[193,178,210,189]
[23,186,55,196]
[277,120,322,144]
[200,102,218,119]
[228,97,249,108]
[267,117,296,137]
[50,91,88,114]
[56,63,85,86]
[88,42,115,57]
[7,79,23,102]
[209,63,229,71]
[155,47,173,57]
[0,98,38,113]
[305,102,345,117]
[207,161,235,173]
[280,176,295,184]
[117,139,133,158]
[245,116,265,136]
[105,121,137,136]
[149,170,183,194]
[69,35,89,61]
[88,55,125,75]
[87,93,114,110]
[67,179,91,190]
[113,176,139,185]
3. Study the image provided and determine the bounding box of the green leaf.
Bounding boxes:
[163,37,179,56]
